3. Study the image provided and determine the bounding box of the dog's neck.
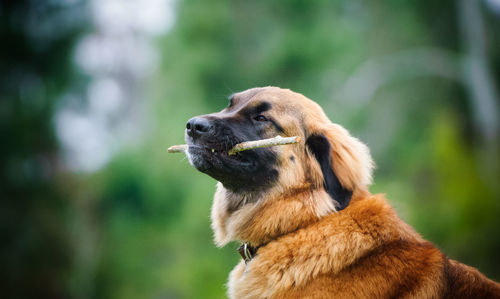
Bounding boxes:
[211,183,369,247]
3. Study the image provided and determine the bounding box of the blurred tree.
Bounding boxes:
[0,1,88,298]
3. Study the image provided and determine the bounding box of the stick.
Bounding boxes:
[228,136,300,155]
[167,136,300,155]
[167,144,189,153]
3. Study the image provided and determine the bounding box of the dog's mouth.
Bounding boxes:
[186,142,254,172]
[185,139,278,191]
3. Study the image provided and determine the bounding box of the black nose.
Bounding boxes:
[186,117,212,138]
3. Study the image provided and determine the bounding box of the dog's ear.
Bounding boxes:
[306,124,374,210]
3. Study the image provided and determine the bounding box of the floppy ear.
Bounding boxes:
[306,124,374,210]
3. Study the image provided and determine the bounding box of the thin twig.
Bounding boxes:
[167,136,300,155]
[228,136,300,155]
[167,144,189,153]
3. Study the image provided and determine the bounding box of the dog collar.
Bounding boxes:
[238,242,259,263]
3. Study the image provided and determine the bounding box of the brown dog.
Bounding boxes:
[184,87,500,298]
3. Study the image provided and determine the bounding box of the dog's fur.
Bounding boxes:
[185,87,500,298]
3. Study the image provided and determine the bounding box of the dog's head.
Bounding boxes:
[185,87,373,213]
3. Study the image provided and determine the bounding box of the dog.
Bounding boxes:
[184,86,500,298]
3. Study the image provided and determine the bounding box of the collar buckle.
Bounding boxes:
[238,242,257,263]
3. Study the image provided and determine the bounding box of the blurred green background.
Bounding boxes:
[2,0,500,298]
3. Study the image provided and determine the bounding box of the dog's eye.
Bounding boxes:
[253,115,267,122]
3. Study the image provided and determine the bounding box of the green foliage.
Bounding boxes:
[0,1,88,297]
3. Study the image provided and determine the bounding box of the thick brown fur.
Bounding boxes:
[204,87,500,298]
